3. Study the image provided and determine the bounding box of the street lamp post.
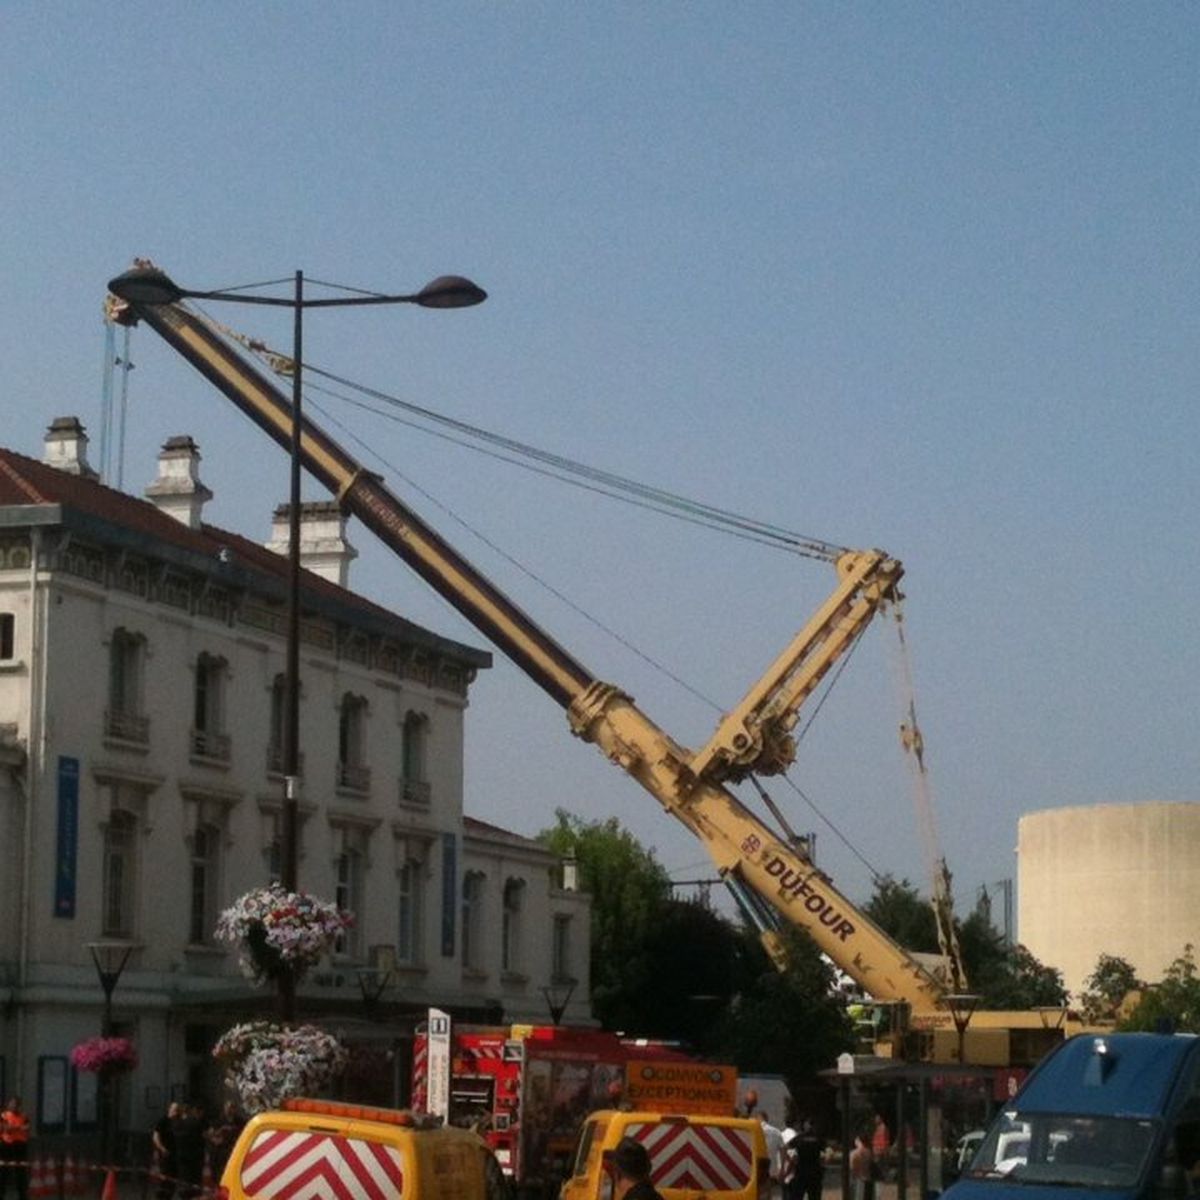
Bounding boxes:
[944,992,982,1065]
[108,265,485,1022]
[87,942,133,1165]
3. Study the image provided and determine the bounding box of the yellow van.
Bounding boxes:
[218,1098,507,1200]
[559,1110,768,1200]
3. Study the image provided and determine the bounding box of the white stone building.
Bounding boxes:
[0,418,591,1140]
[1017,800,1200,999]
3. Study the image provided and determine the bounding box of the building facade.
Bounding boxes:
[1017,800,1200,998]
[0,418,591,1139]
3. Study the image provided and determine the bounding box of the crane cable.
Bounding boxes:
[193,308,848,563]
[189,304,889,885]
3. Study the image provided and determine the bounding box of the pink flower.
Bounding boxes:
[71,1036,138,1073]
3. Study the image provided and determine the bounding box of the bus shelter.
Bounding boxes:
[820,1055,1026,1199]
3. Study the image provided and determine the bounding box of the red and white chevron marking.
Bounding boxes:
[627,1122,755,1192]
[411,1036,428,1111]
[240,1130,405,1200]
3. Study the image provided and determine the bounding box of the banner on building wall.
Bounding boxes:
[54,756,79,918]
[441,832,457,956]
[426,1008,452,1121]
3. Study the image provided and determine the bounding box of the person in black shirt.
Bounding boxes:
[785,1117,825,1200]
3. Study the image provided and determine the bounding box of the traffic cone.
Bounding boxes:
[100,1168,118,1200]
[28,1159,45,1200]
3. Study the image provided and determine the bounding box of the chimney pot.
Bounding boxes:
[144,435,212,529]
[43,416,99,480]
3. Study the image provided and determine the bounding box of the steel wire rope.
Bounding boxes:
[303,393,725,712]
[191,304,889,890]
[304,378,822,557]
[303,365,847,562]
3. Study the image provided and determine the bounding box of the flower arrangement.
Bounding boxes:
[213,1021,346,1114]
[215,883,352,984]
[70,1036,138,1074]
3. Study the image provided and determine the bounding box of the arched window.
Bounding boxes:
[502,878,526,973]
[106,628,148,742]
[401,711,430,805]
[192,653,230,761]
[462,871,486,971]
[338,693,370,792]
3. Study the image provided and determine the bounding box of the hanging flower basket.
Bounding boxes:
[71,1036,138,1075]
[213,1021,347,1114]
[215,883,352,985]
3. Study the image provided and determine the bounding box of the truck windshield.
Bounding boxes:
[965,1111,1157,1189]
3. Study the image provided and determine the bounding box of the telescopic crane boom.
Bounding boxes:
[108,274,949,1012]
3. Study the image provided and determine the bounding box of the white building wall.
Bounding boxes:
[1018,801,1200,999]
[0,433,593,1138]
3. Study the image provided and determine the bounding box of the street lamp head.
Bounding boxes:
[107,266,187,306]
[944,992,983,1032]
[414,275,487,309]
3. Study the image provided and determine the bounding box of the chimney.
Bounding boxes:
[43,417,99,480]
[267,501,358,588]
[144,436,213,529]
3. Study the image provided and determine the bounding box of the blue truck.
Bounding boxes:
[946,1034,1200,1200]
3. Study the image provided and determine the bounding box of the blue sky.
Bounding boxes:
[3,4,1197,940]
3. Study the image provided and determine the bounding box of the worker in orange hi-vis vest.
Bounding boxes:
[0,1097,31,1200]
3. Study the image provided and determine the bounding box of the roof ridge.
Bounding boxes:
[0,453,50,504]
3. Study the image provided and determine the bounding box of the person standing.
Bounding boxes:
[611,1137,663,1200]
[850,1132,875,1200]
[204,1103,244,1183]
[173,1104,206,1200]
[871,1113,891,1182]
[152,1102,180,1200]
[0,1097,31,1200]
[787,1117,824,1200]
[758,1111,785,1200]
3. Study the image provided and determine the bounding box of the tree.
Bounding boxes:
[1079,954,1141,1024]
[709,925,854,1093]
[864,876,939,955]
[865,875,1066,1008]
[537,809,672,1028]
[1121,945,1200,1034]
[970,943,1067,1009]
[536,810,853,1084]
[623,898,743,1049]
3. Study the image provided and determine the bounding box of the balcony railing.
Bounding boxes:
[337,761,371,793]
[400,778,431,807]
[190,728,231,762]
[105,708,150,744]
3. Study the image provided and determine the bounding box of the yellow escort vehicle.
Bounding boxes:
[559,1110,768,1200]
[218,1098,507,1200]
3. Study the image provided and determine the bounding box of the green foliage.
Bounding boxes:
[615,898,743,1047]
[865,876,1066,1009]
[864,876,939,954]
[537,809,672,1028]
[708,925,854,1094]
[537,810,853,1088]
[1080,954,1141,1023]
[970,943,1067,1009]
[1120,945,1200,1033]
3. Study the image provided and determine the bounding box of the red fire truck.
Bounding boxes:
[412,1024,737,1195]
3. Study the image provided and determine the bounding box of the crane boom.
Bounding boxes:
[110,283,948,1011]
